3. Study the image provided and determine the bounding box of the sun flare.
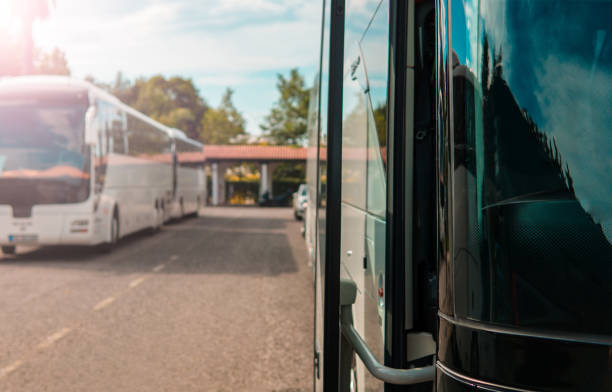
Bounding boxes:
[0,1,22,36]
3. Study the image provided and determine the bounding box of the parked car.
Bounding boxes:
[258,190,293,207]
[292,184,307,220]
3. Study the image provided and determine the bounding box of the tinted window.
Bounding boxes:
[127,114,172,160]
[175,137,202,166]
[0,100,90,208]
[0,102,88,172]
[450,0,612,335]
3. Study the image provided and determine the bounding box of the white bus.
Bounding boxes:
[167,128,205,220]
[0,76,199,254]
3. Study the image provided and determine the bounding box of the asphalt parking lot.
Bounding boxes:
[0,207,312,392]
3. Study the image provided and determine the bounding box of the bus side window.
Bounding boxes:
[94,102,107,193]
[109,105,126,154]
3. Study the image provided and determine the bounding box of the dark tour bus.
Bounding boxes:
[306,0,612,391]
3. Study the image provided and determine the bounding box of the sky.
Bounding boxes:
[27,0,322,135]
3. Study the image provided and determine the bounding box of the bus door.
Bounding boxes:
[328,0,437,391]
[338,1,391,391]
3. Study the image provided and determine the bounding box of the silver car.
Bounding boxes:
[292,184,307,220]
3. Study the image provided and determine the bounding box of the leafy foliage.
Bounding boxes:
[0,44,69,77]
[260,69,310,146]
[373,102,387,147]
[125,75,207,141]
[86,73,209,142]
[272,162,305,181]
[200,88,246,144]
[33,47,70,75]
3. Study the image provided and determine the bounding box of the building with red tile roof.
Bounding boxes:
[182,145,306,206]
[177,145,307,163]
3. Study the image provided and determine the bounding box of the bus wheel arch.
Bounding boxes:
[112,205,120,241]
[100,205,119,253]
[152,199,162,231]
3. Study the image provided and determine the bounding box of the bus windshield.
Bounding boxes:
[0,101,90,212]
[451,0,612,335]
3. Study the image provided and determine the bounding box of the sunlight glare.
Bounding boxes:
[0,1,22,36]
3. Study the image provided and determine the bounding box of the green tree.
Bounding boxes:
[139,76,207,141]
[89,73,209,141]
[33,47,70,75]
[200,88,246,144]
[159,107,196,135]
[373,102,387,147]
[109,71,135,103]
[260,68,310,146]
[272,162,305,181]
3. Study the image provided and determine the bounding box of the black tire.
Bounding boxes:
[191,197,201,218]
[100,211,119,253]
[1,245,16,255]
[148,200,161,234]
[187,197,200,219]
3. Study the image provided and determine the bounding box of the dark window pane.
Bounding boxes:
[450,0,612,335]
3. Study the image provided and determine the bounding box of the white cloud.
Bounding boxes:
[535,55,612,226]
[33,0,320,76]
[209,0,287,16]
[31,0,322,136]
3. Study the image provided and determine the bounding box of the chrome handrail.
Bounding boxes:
[340,321,434,385]
[339,279,434,386]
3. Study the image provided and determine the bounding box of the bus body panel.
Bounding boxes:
[0,196,116,246]
[103,152,172,235]
[168,128,205,219]
[339,202,367,391]
[170,165,204,218]
[438,0,612,390]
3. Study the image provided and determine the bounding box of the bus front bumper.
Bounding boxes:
[0,205,100,247]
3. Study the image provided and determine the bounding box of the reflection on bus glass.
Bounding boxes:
[450,0,612,334]
[0,101,90,212]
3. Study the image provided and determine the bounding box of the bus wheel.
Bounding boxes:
[188,197,200,218]
[100,212,119,253]
[1,245,16,255]
[149,200,161,234]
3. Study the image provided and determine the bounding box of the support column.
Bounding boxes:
[212,162,219,206]
[266,163,274,198]
[217,163,228,205]
[259,162,269,199]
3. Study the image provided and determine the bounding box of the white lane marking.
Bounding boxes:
[128,277,146,288]
[0,360,24,379]
[37,327,72,350]
[152,264,165,273]
[170,255,179,261]
[93,296,116,311]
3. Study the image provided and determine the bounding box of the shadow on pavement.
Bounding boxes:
[0,209,301,277]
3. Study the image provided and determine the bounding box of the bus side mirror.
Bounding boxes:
[85,105,98,146]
